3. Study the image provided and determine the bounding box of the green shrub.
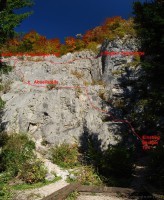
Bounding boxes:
[86,42,99,54]
[0,133,9,148]
[51,143,80,169]
[70,166,102,186]
[75,39,86,51]
[0,172,13,200]
[0,84,4,92]
[0,97,5,110]
[0,81,11,94]
[112,70,122,75]
[115,29,125,38]
[65,191,79,200]
[0,183,13,200]
[101,145,135,178]
[133,55,140,63]
[1,134,35,175]
[106,33,116,41]
[0,133,47,184]
[110,22,120,31]
[0,64,12,75]
[19,160,47,184]
[60,44,69,56]
[0,172,12,184]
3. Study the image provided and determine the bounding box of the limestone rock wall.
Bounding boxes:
[0,36,142,150]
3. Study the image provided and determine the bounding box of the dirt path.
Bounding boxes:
[129,156,157,199]
[13,179,69,200]
[131,156,150,190]
[77,194,128,200]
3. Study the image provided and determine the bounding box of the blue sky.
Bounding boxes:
[15,0,145,43]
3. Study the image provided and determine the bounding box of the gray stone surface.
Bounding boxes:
[0,37,142,151]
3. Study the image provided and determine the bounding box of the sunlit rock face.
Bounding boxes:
[0,36,142,150]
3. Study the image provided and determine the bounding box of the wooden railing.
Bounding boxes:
[42,183,135,200]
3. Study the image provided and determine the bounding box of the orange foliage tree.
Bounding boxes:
[83,30,94,44]
[4,38,20,53]
[33,35,47,52]
[65,36,76,52]
[19,30,40,52]
[44,38,61,53]
[0,16,135,55]
[75,39,86,50]
[102,16,124,31]
[34,37,61,53]
[49,38,61,51]
[91,26,106,43]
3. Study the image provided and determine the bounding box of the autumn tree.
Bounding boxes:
[102,16,124,31]
[33,35,47,53]
[65,36,76,52]
[83,30,94,44]
[48,38,61,52]
[19,30,40,52]
[4,37,20,53]
[75,39,86,51]
[60,44,68,55]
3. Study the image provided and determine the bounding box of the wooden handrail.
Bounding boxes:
[42,183,81,200]
[78,185,134,194]
[41,183,135,200]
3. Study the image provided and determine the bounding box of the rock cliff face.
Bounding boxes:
[0,36,142,151]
